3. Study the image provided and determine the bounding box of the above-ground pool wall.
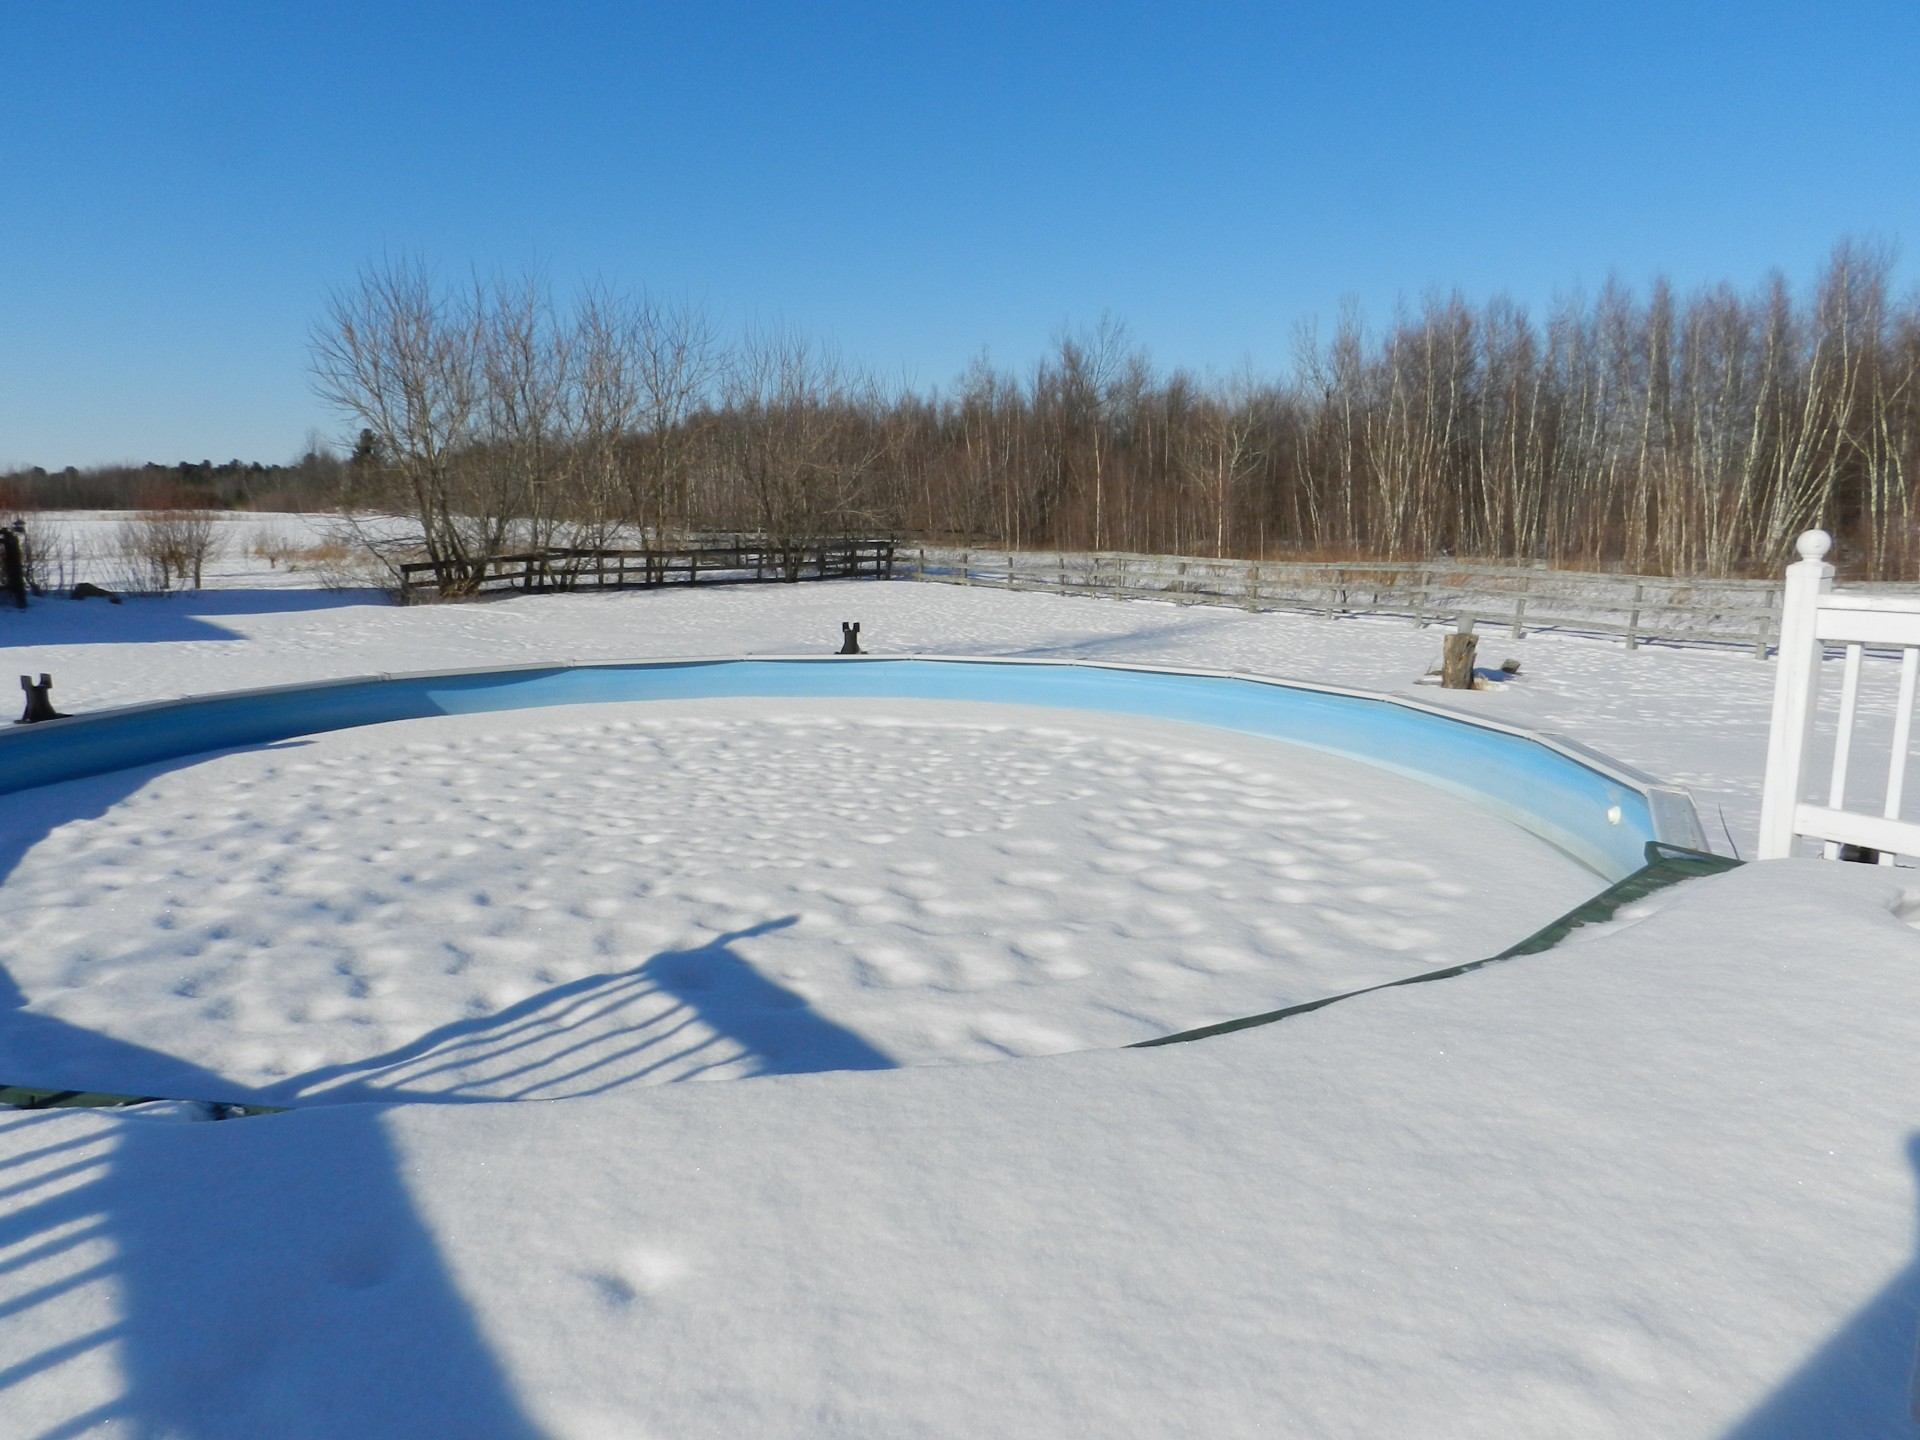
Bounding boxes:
[0,656,1699,881]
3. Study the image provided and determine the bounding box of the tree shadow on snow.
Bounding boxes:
[0,736,317,898]
[1721,1133,1920,1439]
[9,586,388,646]
[0,742,321,1103]
[1002,613,1234,661]
[0,763,299,1102]
[0,763,163,890]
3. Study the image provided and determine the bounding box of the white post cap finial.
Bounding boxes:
[1795,530,1832,562]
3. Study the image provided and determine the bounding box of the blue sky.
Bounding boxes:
[3,0,1916,467]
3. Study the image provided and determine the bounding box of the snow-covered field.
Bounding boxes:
[3,515,1918,1437]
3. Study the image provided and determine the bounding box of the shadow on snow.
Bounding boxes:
[6,586,389,646]
[0,763,893,1435]
[0,1106,548,1438]
[0,745,319,1103]
[0,914,892,1435]
[9,723,1920,1432]
[1719,1133,1920,1439]
[262,919,895,1106]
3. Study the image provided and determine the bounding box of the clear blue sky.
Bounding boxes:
[3,0,1916,468]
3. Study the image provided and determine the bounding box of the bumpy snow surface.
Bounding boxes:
[2,514,1918,1438]
[2,699,1598,1103]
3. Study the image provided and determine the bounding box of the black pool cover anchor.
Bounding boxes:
[838,621,863,655]
[17,674,65,724]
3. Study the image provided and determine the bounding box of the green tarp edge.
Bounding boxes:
[1130,841,1741,1049]
[0,1085,285,1120]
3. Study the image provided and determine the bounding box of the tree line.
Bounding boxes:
[26,243,1919,583]
[0,455,343,513]
[311,244,1920,583]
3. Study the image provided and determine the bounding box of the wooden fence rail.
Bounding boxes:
[903,545,1842,656]
[398,538,896,603]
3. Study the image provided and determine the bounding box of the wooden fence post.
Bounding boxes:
[1624,583,1643,651]
[1510,575,1529,639]
[1753,586,1776,660]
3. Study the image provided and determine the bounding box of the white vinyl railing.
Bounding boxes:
[1758,530,1920,861]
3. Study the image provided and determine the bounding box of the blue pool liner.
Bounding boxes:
[0,656,1704,881]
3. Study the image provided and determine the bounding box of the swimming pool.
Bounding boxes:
[0,655,1702,881]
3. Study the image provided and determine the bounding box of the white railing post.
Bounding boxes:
[1756,530,1835,858]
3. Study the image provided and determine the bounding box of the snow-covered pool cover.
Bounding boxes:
[0,655,1700,881]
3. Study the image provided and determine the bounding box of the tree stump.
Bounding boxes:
[1442,625,1478,690]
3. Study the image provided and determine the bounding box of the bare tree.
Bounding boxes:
[117,509,222,592]
[310,257,482,587]
[470,272,571,554]
[715,329,889,569]
[306,241,1920,586]
[627,294,723,541]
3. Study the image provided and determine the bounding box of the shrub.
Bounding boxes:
[116,510,223,592]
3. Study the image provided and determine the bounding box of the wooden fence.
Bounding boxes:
[904,546,1824,656]
[398,538,896,603]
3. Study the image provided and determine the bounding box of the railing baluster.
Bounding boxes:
[1824,642,1866,859]
[1880,647,1920,862]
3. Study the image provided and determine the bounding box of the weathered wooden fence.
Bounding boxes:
[904,546,1827,656]
[399,538,895,603]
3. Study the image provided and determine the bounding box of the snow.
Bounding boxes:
[3,512,1811,846]
[3,516,1919,1437]
[0,701,1598,1102]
